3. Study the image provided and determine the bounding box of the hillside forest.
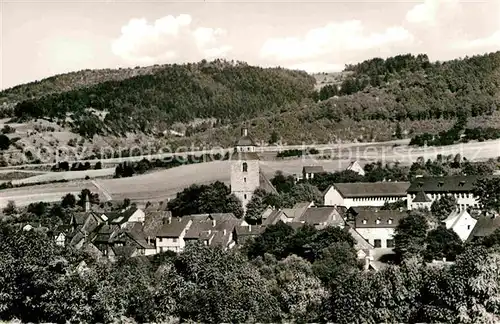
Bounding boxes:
[1,53,500,145]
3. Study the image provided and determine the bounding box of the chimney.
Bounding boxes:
[168,216,172,224]
[241,127,248,137]
[223,229,227,235]
[212,219,216,227]
[249,224,252,232]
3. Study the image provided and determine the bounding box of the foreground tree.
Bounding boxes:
[393,211,429,260]
[167,182,243,218]
[423,225,463,262]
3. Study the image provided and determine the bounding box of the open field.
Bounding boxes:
[0,139,498,208]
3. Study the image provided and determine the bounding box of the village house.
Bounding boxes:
[295,206,345,229]
[346,206,406,248]
[406,175,485,210]
[302,166,324,180]
[443,208,477,241]
[156,217,192,253]
[157,213,246,251]
[323,182,410,209]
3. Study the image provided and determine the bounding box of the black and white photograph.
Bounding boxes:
[1,0,500,322]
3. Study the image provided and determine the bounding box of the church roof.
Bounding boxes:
[236,135,257,147]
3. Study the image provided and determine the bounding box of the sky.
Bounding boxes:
[1,0,500,90]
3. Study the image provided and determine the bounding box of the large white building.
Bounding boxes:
[323,182,410,209]
[406,176,483,211]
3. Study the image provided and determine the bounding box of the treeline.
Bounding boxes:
[9,60,315,137]
[114,153,230,178]
[51,161,102,172]
[310,52,500,122]
[276,148,319,158]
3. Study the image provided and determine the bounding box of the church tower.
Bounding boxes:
[231,126,260,212]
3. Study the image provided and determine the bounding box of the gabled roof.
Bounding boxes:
[346,160,363,170]
[282,206,309,220]
[413,191,432,202]
[296,207,344,226]
[157,217,191,237]
[209,230,232,247]
[303,166,324,174]
[329,182,410,198]
[350,207,406,228]
[209,213,237,222]
[407,175,490,193]
[105,206,140,225]
[184,220,214,239]
[262,210,284,226]
[143,210,171,237]
[348,227,374,251]
[112,246,137,258]
[236,135,257,147]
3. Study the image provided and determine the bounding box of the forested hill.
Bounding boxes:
[0,60,315,136]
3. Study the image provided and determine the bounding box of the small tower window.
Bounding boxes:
[242,162,248,172]
[244,177,247,183]
[244,194,247,199]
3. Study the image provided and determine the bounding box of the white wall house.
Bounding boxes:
[346,161,365,176]
[323,182,410,209]
[348,207,406,249]
[407,176,483,211]
[302,166,324,180]
[156,217,193,253]
[443,209,477,241]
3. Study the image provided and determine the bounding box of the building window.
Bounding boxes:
[159,238,163,242]
[244,194,247,200]
[242,162,248,172]
[173,238,178,243]
[244,177,247,183]
[467,225,471,230]
[374,239,382,248]
[386,239,395,248]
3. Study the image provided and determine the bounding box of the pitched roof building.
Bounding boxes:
[406,176,489,210]
[347,206,407,249]
[323,181,410,209]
